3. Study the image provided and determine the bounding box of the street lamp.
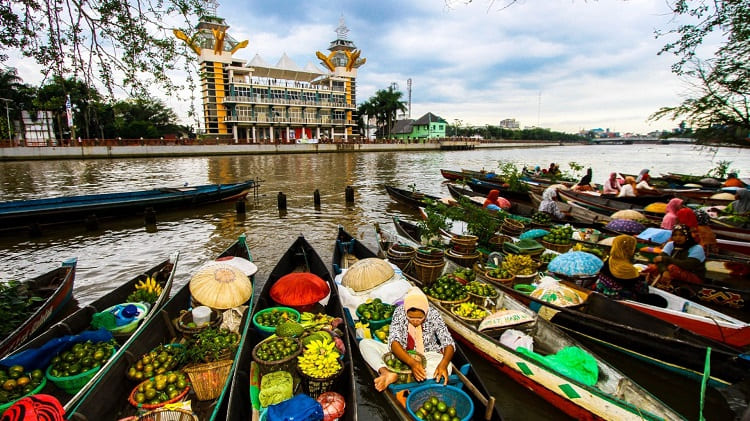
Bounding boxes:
[0,98,12,142]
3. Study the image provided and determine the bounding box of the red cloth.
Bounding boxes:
[1,395,64,421]
[723,178,745,187]
[270,272,330,307]
[667,264,704,284]
[676,208,698,228]
[483,189,511,210]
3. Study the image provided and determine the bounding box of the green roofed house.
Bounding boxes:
[392,112,447,141]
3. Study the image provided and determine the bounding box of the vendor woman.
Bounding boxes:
[359,287,455,391]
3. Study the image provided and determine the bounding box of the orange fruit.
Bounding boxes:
[15,377,30,387]
[2,380,16,391]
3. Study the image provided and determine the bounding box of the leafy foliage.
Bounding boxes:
[357,85,408,138]
[495,161,528,193]
[0,281,43,336]
[418,202,453,246]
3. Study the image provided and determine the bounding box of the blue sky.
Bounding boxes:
[9,0,720,135]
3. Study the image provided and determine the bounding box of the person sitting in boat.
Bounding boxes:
[722,172,746,188]
[618,176,638,197]
[635,172,656,192]
[359,287,455,392]
[595,235,648,299]
[722,188,750,215]
[646,224,706,285]
[483,189,511,211]
[601,172,620,195]
[573,168,594,192]
[677,208,717,254]
[538,186,568,219]
[660,198,684,230]
[636,169,650,184]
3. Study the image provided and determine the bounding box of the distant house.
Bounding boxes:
[392,112,447,140]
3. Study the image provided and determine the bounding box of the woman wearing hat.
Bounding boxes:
[359,287,455,392]
[647,224,706,285]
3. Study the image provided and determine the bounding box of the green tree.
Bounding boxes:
[361,86,407,138]
[35,76,100,141]
[112,96,182,139]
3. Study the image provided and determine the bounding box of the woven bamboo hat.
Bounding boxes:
[610,209,645,221]
[189,263,253,310]
[342,258,395,292]
[711,192,736,200]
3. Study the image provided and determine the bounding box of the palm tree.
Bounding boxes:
[372,86,407,138]
[0,68,25,139]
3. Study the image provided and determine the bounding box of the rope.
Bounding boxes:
[699,347,711,421]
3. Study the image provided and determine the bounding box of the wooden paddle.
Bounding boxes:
[449,362,496,421]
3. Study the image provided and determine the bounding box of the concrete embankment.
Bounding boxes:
[0,141,561,161]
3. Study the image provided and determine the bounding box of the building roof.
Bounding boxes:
[392,119,415,134]
[246,53,325,82]
[413,112,446,125]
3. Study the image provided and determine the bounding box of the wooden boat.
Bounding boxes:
[528,191,611,226]
[0,180,256,232]
[618,286,750,348]
[465,179,533,204]
[393,216,426,245]
[384,184,442,209]
[333,227,503,421]
[0,258,77,358]
[441,168,502,182]
[3,253,178,412]
[225,235,357,421]
[67,234,254,421]
[445,183,537,217]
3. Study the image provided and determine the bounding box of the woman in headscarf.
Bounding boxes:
[359,287,455,391]
[722,173,745,188]
[678,208,717,254]
[483,189,511,211]
[618,176,638,197]
[538,186,567,219]
[636,169,650,183]
[595,235,645,299]
[573,168,594,192]
[723,188,750,215]
[602,172,620,195]
[649,224,706,285]
[660,198,683,230]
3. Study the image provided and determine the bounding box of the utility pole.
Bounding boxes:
[0,98,12,142]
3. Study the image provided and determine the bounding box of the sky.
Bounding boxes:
[8,0,722,135]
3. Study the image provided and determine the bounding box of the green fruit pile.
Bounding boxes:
[501,254,536,275]
[450,268,475,282]
[531,212,552,225]
[452,302,489,320]
[356,299,394,323]
[538,253,557,263]
[127,344,182,381]
[385,356,410,371]
[373,325,390,342]
[485,267,512,279]
[415,396,461,421]
[465,281,496,297]
[255,337,300,362]
[424,276,467,302]
[48,340,115,378]
[256,308,297,328]
[131,371,189,405]
[542,225,573,245]
[0,365,44,404]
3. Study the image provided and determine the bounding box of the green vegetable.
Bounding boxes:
[0,281,43,336]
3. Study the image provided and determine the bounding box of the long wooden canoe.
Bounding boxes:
[1,253,178,412]
[0,180,256,232]
[68,235,254,421]
[385,185,442,209]
[226,235,357,421]
[333,227,503,421]
[0,258,77,358]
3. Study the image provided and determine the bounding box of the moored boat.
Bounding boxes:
[225,235,357,421]
[67,234,254,421]
[0,258,77,358]
[384,184,442,209]
[1,253,178,412]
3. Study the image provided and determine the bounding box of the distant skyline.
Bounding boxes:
[8,0,722,134]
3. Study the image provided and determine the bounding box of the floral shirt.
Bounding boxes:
[388,305,454,353]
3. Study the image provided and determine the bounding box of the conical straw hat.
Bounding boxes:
[342,258,395,292]
[610,209,645,221]
[190,263,253,310]
[711,192,735,200]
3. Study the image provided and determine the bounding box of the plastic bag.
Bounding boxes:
[220,305,248,333]
[499,329,533,351]
[517,346,599,386]
[0,329,113,371]
[265,393,324,421]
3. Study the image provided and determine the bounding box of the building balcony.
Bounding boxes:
[224,95,355,109]
[221,115,354,126]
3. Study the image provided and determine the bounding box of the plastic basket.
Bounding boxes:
[128,377,190,410]
[175,309,222,336]
[297,361,343,399]
[451,304,490,328]
[252,307,301,337]
[183,359,233,401]
[137,409,199,421]
[104,302,150,335]
[0,377,47,412]
[382,351,426,384]
[355,309,392,331]
[406,384,474,421]
[540,240,573,253]
[46,346,116,394]
[251,337,302,377]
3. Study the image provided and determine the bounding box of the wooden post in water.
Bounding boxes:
[85,214,99,230]
[277,192,287,210]
[314,189,321,208]
[345,186,354,203]
[236,199,246,214]
[144,207,157,225]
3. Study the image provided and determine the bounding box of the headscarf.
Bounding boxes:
[670,224,697,252]
[403,287,428,354]
[676,207,698,228]
[624,176,638,196]
[483,189,500,208]
[542,186,557,202]
[608,235,640,279]
[636,169,650,183]
[661,198,683,230]
[694,209,711,226]
[731,188,750,214]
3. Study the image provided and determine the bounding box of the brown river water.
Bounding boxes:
[1,144,748,420]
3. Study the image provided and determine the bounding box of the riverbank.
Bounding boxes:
[0,140,560,161]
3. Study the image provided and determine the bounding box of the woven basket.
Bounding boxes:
[137,409,199,421]
[467,286,499,307]
[433,295,470,307]
[512,273,539,285]
[482,272,515,287]
[183,360,233,401]
[501,219,524,236]
[414,247,444,264]
[540,240,573,253]
[450,235,478,254]
[298,362,343,399]
[451,304,490,328]
[387,244,416,271]
[489,235,512,251]
[175,309,222,336]
[251,337,302,377]
[413,260,445,286]
[445,250,481,268]
[128,379,190,410]
[383,351,427,384]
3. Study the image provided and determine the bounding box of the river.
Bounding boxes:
[1,143,747,420]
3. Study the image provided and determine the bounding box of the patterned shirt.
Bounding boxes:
[388,305,455,353]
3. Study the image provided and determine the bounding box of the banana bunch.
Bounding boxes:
[297,338,341,378]
[501,254,536,275]
[135,276,162,295]
[127,275,161,304]
[299,312,334,328]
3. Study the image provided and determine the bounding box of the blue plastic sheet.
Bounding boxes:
[637,228,672,245]
[0,329,113,371]
[265,394,323,421]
